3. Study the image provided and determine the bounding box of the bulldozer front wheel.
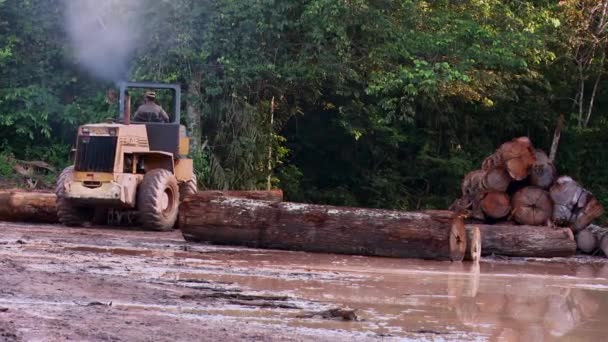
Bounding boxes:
[138,169,179,231]
[55,166,93,227]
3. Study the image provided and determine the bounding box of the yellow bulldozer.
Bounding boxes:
[55,82,197,231]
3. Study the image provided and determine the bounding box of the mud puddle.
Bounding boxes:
[2,222,608,341]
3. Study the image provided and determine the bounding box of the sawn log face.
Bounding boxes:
[180,196,465,261]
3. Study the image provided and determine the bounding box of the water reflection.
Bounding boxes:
[450,262,605,341]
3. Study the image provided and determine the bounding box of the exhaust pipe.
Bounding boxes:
[124,93,131,125]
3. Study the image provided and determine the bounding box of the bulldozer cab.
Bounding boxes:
[117,82,187,158]
[118,81,181,124]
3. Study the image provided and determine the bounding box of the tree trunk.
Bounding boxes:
[481,192,511,219]
[180,198,467,261]
[465,224,576,257]
[549,115,564,162]
[186,73,203,154]
[0,191,57,223]
[0,190,283,224]
[511,187,553,226]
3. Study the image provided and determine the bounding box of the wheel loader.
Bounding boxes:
[55,82,197,231]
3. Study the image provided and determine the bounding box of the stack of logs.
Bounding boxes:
[451,137,606,257]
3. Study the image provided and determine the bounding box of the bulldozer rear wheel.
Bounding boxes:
[179,174,198,201]
[55,166,93,227]
[138,169,179,231]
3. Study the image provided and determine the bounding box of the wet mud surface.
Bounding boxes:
[1,222,608,341]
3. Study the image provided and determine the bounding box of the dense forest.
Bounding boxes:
[1,0,607,212]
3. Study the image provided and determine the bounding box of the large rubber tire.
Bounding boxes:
[138,169,180,231]
[55,166,93,227]
[179,174,198,201]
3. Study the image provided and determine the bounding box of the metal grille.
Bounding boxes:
[75,136,117,173]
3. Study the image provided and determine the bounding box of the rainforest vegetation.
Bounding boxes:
[1,0,607,211]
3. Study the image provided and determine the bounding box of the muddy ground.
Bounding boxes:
[1,222,608,341]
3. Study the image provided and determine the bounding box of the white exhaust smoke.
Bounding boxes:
[64,0,142,82]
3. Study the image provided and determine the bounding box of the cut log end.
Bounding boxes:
[450,217,467,262]
[576,229,597,254]
[481,192,511,219]
[512,187,552,226]
[465,226,482,263]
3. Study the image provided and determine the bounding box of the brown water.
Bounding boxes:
[2,222,608,341]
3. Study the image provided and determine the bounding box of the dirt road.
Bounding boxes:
[1,222,608,341]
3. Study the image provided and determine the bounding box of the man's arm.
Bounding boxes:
[159,107,170,123]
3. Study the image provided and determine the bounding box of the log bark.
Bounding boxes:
[0,191,57,223]
[180,198,467,261]
[465,224,576,257]
[0,190,284,224]
[461,170,486,197]
[185,190,284,203]
[481,192,511,219]
[511,187,553,226]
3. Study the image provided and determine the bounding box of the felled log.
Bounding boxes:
[461,169,511,198]
[465,224,576,257]
[455,169,511,219]
[572,196,604,232]
[481,192,511,219]
[529,150,557,189]
[483,168,511,193]
[550,176,604,232]
[577,224,608,256]
[0,191,58,223]
[511,187,553,226]
[186,190,284,203]
[482,137,536,181]
[576,229,598,254]
[180,197,467,261]
[0,190,284,225]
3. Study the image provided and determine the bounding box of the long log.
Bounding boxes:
[465,224,576,257]
[180,197,467,261]
[0,190,284,224]
[184,190,284,202]
[0,191,58,223]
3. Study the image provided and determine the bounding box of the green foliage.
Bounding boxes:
[0,0,607,221]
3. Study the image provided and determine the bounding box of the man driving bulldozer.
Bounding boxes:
[133,90,170,123]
